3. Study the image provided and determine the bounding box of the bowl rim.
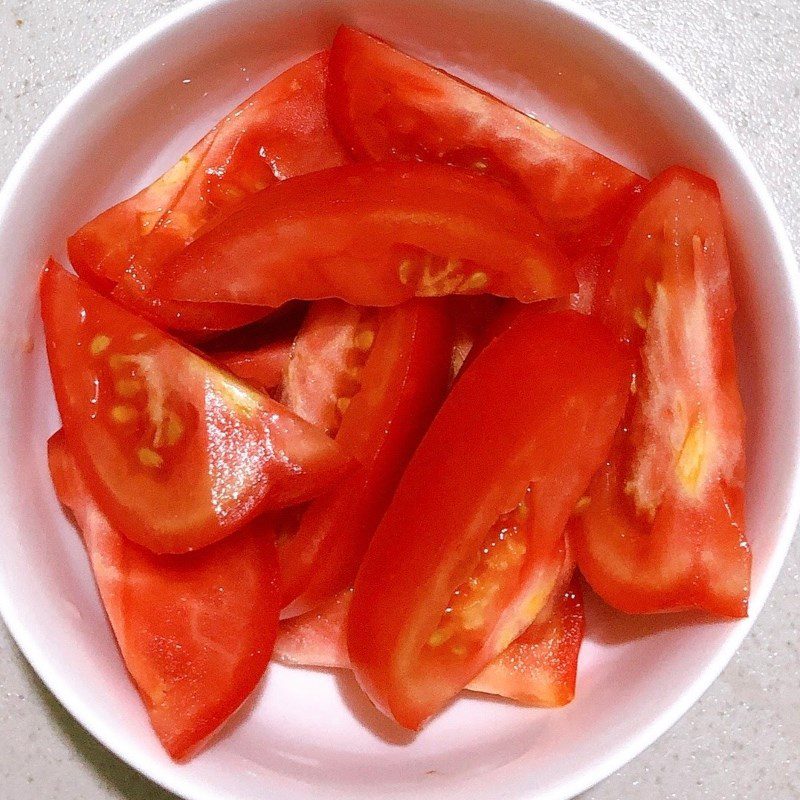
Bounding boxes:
[1,1,798,799]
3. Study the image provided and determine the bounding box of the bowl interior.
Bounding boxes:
[0,1,797,799]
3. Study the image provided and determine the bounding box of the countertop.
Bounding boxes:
[1,0,798,797]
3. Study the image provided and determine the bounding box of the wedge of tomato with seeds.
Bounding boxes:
[573,166,749,617]
[41,261,353,554]
[276,572,583,707]
[48,432,280,760]
[279,299,453,614]
[348,310,630,729]
[69,51,347,333]
[155,161,575,308]
[327,26,643,253]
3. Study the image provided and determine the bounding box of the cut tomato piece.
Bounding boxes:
[47,431,280,760]
[275,574,583,707]
[446,296,504,383]
[573,167,750,617]
[155,161,575,307]
[41,261,353,554]
[214,336,293,396]
[348,310,631,728]
[327,26,644,252]
[68,51,348,333]
[279,299,453,614]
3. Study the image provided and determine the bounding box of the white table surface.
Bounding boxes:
[1,1,798,797]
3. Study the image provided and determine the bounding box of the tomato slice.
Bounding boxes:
[348,310,630,728]
[214,336,293,396]
[275,573,583,707]
[326,26,644,253]
[155,161,575,307]
[278,299,453,614]
[41,261,353,554]
[573,167,750,617]
[68,51,348,333]
[47,431,280,759]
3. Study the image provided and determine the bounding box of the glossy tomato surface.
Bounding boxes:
[48,432,280,760]
[279,299,453,614]
[156,161,575,307]
[574,166,749,617]
[41,261,352,554]
[349,310,631,728]
[327,26,643,253]
[68,51,347,333]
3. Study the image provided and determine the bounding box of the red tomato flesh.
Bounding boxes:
[348,310,631,728]
[48,431,280,760]
[327,26,644,253]
[68,51,348,333]
[279,299,453,614]
[574,167,749,617]
[155,161,575,308]
[214,336,294,396]
[275,573,584,707]
[41,261,353,554]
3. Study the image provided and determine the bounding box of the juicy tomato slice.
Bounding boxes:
[155,161,575,307]
[68,51,348,333]
[279,299,453,614]
[326,26,644,253]
[275,573,584,707]
[348,310,631,729]
[48,431,280,760]
[214,336,294,396]
[41,261,353,554]
[573,167,750,617]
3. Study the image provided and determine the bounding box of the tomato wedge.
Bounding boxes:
[48,432,280,759]
[327,26,644,252]
[573,167,750,617]
[41,261,353,554]
[155,161,575,307]
[68,51,348,333]
[275,573,584,707]
[348,310,630,728]
[279,299,453,614]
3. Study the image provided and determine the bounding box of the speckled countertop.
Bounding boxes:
[1,1,799,798]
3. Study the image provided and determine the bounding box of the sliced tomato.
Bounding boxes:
[446,296,504,383]
[155,161,575,307]
[275,573,583,707]
[327,26,644,253]
[573,167,749,617]
[348,310,631,728]
[41,261,353,554]
[279,299,453,614]
[68,51,348,333]
[214,336,293,396]
[48,431,280,760]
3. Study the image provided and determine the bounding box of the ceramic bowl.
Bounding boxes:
[0,1,797,799]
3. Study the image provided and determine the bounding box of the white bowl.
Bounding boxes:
[0,1,797,798]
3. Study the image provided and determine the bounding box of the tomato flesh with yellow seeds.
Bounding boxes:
[153,162,575,308]
[41,261,354,554]
[277,299,454,613]
[574,166,750,617]
[348,310,631,729]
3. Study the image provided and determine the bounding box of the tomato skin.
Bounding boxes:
[47,431,280,760]
[573,167,749,617]
[327,26,644,253]
[279,299,453,614]
[275,573,583,707]
[156,161,575,307]
[68,51,347,333]
[41,261,353,554]
[348,310,631,729]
